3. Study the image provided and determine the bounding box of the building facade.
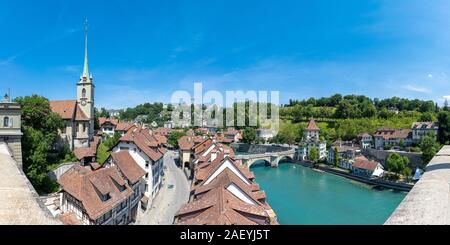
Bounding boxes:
[411,122,438,142]
[58,165,136,225]
[297,119,327,161]
[111,127,165,208]
[0,94,23,165]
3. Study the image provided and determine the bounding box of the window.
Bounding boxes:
[145,161,150,169]
[83,123,86,132]
[145,173,149,180]
[3,117,9,127]
[82,88,86,98]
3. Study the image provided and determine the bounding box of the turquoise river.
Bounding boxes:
[251,162,407,224]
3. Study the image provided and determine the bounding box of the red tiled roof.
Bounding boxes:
[58,165,133,221]
[306,119,320,131]
[353,156,380,171]
[118,128,163,162]
[178,136,195,150]
[175,187,270,225]
[374,128,411,140]
[111,151,146,184]
[116,122,134,132]
[73,136,101,160]
[99,117,119,126]
[50,100,77,120]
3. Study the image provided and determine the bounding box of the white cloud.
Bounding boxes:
[443,95,450,100]
[403,85,431,94]
[0,55,17,66]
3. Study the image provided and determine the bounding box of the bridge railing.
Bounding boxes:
[385,145,450,225]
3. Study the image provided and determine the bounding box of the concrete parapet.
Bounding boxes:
[385,145,450,225]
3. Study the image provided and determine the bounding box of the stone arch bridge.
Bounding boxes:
[232,144,296,168]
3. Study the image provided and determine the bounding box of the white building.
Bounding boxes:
[357,133,373,149]
[411,122,438,142]
[256,129,275,143]
[111,127,165,208]
[0,94,23,165]
[297,119,327,161]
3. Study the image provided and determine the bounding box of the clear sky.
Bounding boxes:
[1,0,450,108]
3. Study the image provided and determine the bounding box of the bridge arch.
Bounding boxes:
[278,155,295,164]
[248,159,271,169]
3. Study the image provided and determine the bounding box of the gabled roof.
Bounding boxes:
[49,100,89,121]
[175,187,270,225]
[118,128,163,162]
[353,156,381,171]
[99,117,119,127]
[374,128,411,140]
[58,165,133,221]
[50,100,77,120]
[73,136,100,160]
[194,168,261,204]
[116,122,134,132]
[111,151,146,184]
[195,155,254,185]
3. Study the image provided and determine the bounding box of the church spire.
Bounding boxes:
[81,18,90,81]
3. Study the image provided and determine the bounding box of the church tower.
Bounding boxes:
[77,19,95,140]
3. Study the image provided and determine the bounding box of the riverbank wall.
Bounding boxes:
[363,148,423,169]
[315,165,413,192]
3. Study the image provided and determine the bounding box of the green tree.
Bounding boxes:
[242,127,256,143]
[309,147,319,163]
[419,112,435,122]
[386,153,409,177]
[420,134,440,165]
[168,131,187,148]
[14,95,64,194]
[438,111,450,144]
[333,147,340,167]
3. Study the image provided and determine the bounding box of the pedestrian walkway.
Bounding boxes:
[136,151,190,225]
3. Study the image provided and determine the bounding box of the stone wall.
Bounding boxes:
[363,148,423,169]
[0,137,22,166]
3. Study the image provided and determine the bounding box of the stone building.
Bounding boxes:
[297,119,327,161]
[0,94,23,165]
[50,21,95,150]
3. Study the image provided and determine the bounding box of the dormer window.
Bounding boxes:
[101,193,111,202]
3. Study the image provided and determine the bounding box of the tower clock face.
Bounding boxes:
[81,100,87,106]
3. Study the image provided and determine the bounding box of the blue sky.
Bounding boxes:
[1,0,450,108]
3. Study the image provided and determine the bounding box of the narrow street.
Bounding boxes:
[136,150,190,225]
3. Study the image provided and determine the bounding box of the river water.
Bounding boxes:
[251,162,407,224]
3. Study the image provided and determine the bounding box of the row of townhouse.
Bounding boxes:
[174,138,278,225]
[354,122,438,150]
[57,125,168,225]
[327,140,384,178]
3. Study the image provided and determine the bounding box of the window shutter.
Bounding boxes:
[9,118,13,128]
